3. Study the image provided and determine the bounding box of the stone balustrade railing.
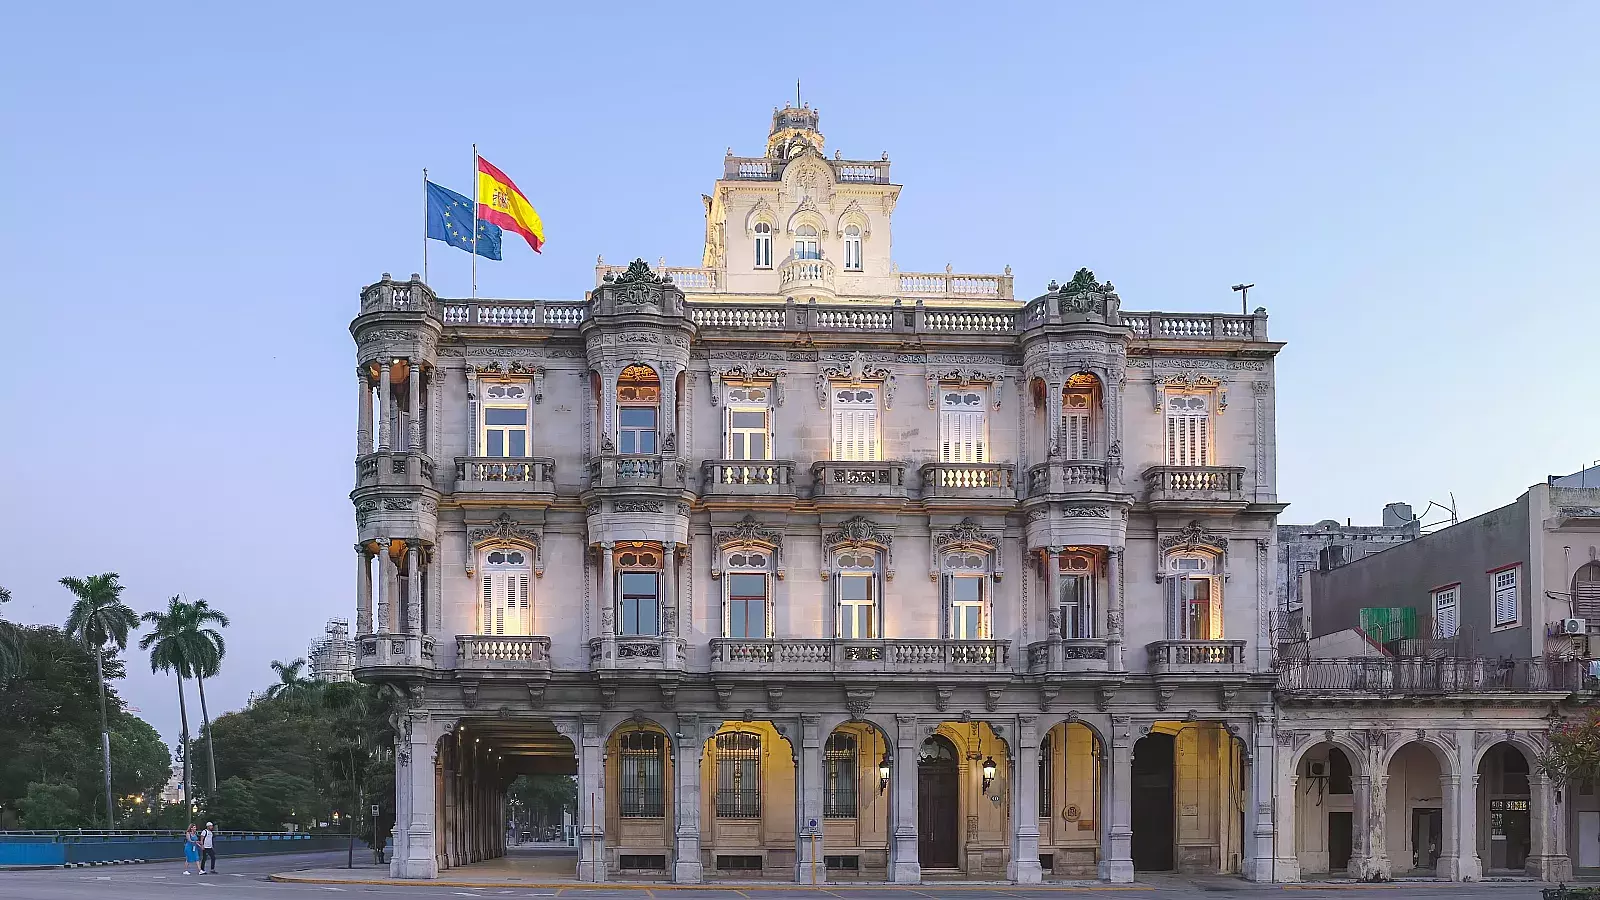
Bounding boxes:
[455,635,552,670]
[778,255,836,296]
[1026,460,1109,496]
[898,271,1014,300]
[921,462,1015,501]
[1277,657,1585,694]
[355,633,435,670]
[1146,639,1248,674]
[701,459,798,497]
[811,460,908,499]
[709,638,1010,674]
[588,453,687,490]
[454,457,556,492]
[356,451,434,488]
[1025,638,1112,674]
[439,299,589,327]
[691,304,785,329]
[1143,465,1247,504]
[720,157,891,184]
[1123,311,1261,341]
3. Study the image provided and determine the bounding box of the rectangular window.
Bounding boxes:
[1433,585,1460,638]
[949,576,985,639]
[939,387,987,463]
[618,731,665,818]
[1063,391,1095,460]
[481,572,530,636]
[619,571,659,636]
[619,406,657,455]
[479,382,533,457]
[1165,394,1212,467]
[1167,564,1221,640]
[1061,573,1096,639]
[1492,567,1520,628]
[715,733,762,818]
[830,386,880,461]
[727,409,769,460]
[824,733,858,818]
[727,573,768,638]
[837,574,876,639]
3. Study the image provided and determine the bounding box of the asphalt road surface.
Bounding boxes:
[0,854,1567,900]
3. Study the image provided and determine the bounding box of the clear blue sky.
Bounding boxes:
[2,3,1595,746]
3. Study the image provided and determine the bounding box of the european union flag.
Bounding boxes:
[427,181,502,260]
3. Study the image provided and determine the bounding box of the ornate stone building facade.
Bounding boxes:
[350,105,1287,882]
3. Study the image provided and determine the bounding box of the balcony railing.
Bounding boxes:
[588,454,687,491]
[709,638,1011,674]
[898,271,1013,301]
[1143,466,1246,505]
[921,462,1016,501]
[811,460,908,500]
[454,457,556,493]
[455,635,552,671]
[1123,312,1261,341]
[1277,657,1586,695]
[1027,460,1109,496]
[438,299,589,327]
[779,255,836,297]
[587,636,688,670]
[355,633,435,670]
[1025,638,1112,674]
[1147,639,1248,674]
[356,451,435,488]
[701,459,798,498]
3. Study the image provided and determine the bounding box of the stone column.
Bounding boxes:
[355,543,372,634]
[1106,546,1124,671]
[890,715,921,883]
[375,538,393,634]
[405,545,421,635]
[428,366,441,466]
[1100,718,1134,882]
[661,544,678,667]
[1105,369,1124,489]
[660,363,677,452]
[673,714,704,883]
[406,361,423,478]
[1008,715,1043,883]
[599,543,616,666]
[357,370,373,457]
[1276,771,1301,881]
[1438,773,1461,879]
[393,717,438,878]
[441,742,457,870]
[1046,548,1064,669]
[1350,773,1389,879]
[1529,773,1573,881]
[465,366,479,457]
[576,716,607,881]
[795,714,826,884]
[1450,733,1483,880]
[1046,380,1064,456]
[378,362,393,452]
[1243,716,1277,881]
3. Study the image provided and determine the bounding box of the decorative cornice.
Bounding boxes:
[926,369,1006,409]
[816,351,895,408]
[929,518,1004,581]
[711,364,786,406]
[465,513,543,577]
[822,515,894,580]
[711,515,786,580]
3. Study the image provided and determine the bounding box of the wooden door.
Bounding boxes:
[918,736,960,868]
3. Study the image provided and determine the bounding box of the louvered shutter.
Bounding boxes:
[1064,411,1091,460]
[1576,566,1600,618]
[1434,589,1458,638]
[1167,576,1183,639]
[1494,571,1518,626]
[832,389,880,461]
[517,575,531,634]
[481,575,493,634]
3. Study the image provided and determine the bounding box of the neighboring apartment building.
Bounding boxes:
[1275,505,1420,646]
[350,104,1288,883]
[1269,474,1600,883]
[308,618,356,683]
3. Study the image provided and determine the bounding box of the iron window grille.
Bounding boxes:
[618,730,665,817]
[824,733,858,818]
[715,731,761,818]
[1038,733,1053,816]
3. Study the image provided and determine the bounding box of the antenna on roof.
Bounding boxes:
[796,79,802,109]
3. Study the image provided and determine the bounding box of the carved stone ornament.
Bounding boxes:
[711,365,787,407]
[845,687,875,719]
[926,369,1006,410]
[766,685,784,712]
[466,513,543,577]
[984,688,1002,712]
[816,351,894,408]
[823,516,894,580]
[1038,686,1059,712]
[1048,268,1120,320]
[1152,372,1224,413]
[659,683,678,710]
[712,515,786,579]
[714,684,734,711]
[599,685,617,709]
[1097,687,1114,712]
[930,518,1003,581]
[527,683,546,708]
[595,259,684,315]
[460,680,479,709]
[1158,520,1228,579]
[935,687,953,712]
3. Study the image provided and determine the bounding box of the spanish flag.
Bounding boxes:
[476,156,544,253]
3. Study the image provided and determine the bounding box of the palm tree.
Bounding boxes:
[61,573,138,831]
[265,657,312,701]
[0,586,22,681]
[182,599,229,797]
[140,595,203,824]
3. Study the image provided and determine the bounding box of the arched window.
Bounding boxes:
[480,545,531,636]
[616,545,661,636]
[616,365,659,455]
[940,387,988,463]
[723,547,771,638]
[1059,551,1098,639]
[480,381,531,458]
[725,384,771,462]
[1166,553,1221,639]
[618,730,665,818]
[715,732,762,818]
[943,549,989,640]
[843,224,862,271]
[835,550,878,639]
[1575,562,1600,618]
[753,222,773,269]
[793,224,820,260]
[824,733,858,818]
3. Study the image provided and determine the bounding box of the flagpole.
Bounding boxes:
[471,143,479,300]
[422,167,429,285]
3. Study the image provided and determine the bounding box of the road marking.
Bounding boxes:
[97,876,111,880]
[320,888,347,892]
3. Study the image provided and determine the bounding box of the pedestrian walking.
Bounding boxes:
[182,825,200,875]
[200,822,217,873]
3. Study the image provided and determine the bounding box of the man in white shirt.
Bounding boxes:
[200,823,216,873]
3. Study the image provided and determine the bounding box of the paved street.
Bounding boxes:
[0,847,1570,900]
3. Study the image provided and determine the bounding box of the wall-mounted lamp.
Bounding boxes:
[981,756,998,791]
[878,753,892,795]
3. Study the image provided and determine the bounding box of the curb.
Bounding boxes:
[267,873,1147,890]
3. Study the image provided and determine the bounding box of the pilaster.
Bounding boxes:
[576,715,607,882]
[1008,715,1042,883]
[890,715,921,883]
[392,715,439,878]
[795,713,826,884]
[673,713,704,883]
[1099,716,1133,882]
[1242,714,1277,881]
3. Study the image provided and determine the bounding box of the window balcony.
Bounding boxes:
[778,254,836,298]
[810,460,908,501]
[588,636,688,671]
[587,453,687,491]
[354,633,435,671]
[455,634,552,672]
[356,450,435,488]
[921,462,1016,502]
[1276,657,1586,695]
[453,457,556,496]
[1142,465,1246,508]
[1025,460,1108,496]
[708,638,1011,675]
[1146,639,1248,675]
[700,459,798,499]
[1025,638,1111,674]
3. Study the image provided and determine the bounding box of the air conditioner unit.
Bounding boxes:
[1307,761,1328,778]
[1564,618,1587,635]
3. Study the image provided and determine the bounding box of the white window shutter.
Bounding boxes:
[482,575,493,633]
[1166,576,1182,639]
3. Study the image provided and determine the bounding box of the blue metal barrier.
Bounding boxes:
[0,832,355,867]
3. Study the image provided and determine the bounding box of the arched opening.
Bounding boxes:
[793,225,820,260]
[1131,732,1175,871]
[699,721,796,879]
[1061,373,1103,461]
[438,718,576,876]
[1037,721,1104,877]
[1294,744,1357,877]
[821,721,891,880]
[843,224,863,271]
[616,365,660,455]
[914,722,1011,877]
[917,734,961,868]
[753,221,773,268]
[1478,742,1532,873]
[1131,723,1244,874]
[1385,742,1447,875]
[605,720,674,877]
[1575,562,1600,618]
